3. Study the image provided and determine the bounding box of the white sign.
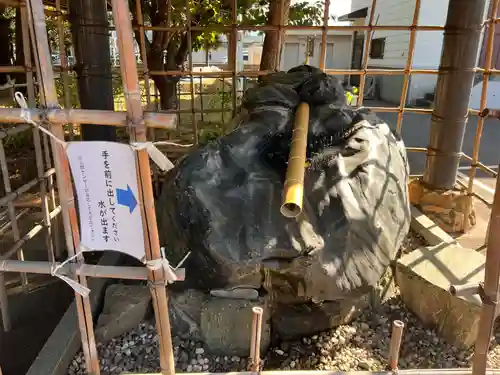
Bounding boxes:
[66,141,146,261]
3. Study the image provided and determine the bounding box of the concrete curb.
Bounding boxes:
[26,252,121,375]
[410,205,459,247]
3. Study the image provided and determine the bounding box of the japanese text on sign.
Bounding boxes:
[67,141,146,261]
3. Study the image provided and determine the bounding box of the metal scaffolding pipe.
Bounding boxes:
[423,0,488,189]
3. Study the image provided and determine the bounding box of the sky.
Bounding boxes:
[291,0,353,23]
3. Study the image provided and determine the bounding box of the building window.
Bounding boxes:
[370,38,385,59]
[243,54,249,61]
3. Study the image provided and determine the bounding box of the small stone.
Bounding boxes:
[359,361,371,370]
[275,349,285,356]
[195,347,205,355]
[187,365,193,372]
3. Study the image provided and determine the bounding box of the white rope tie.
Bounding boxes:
[14,92,67,148]
[145,247,190,284]
[50,246,90,297]
[130,142,178,172]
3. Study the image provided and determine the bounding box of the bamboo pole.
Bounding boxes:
[21,4,58,262]
[110,0,176,374]
[0,259,185,281]
[396,0,421,134]
[319,0,330,70]
[465,0,500,233]
[186,0,198,144]
[388,320,405,370]
[0,107,176,128]
[229,0,237,120]
[357,0,377,105]
[0,140,28,293]
[0,208,30,236]
[111,23,447,33]
[26,0,101,373]
[121,370,500,375]
[472,161,500,375]
[1,206,61,261]
[249,306,264,372]
[0,169,55,208]
[281,103,310,218]
[134,0,153,139]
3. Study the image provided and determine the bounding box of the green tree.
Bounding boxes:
[129,0,323,110]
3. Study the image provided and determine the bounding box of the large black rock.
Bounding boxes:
[156,65,410,304]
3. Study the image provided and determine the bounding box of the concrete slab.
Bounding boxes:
[396,243,490,348]
[409,205,458,246]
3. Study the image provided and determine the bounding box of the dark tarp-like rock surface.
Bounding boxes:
[156,65,410,319]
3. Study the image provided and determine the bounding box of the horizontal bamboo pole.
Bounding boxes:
[461,154,498,177]
[0,170,55,208]
[324,69,439,75]
[0,108,176,128]
[146,69,440,78]
[113,24,447,33]
[1,206,61,261]
[0,124,31,140]
[121,370,500,375]
[0,207,30,236]
[0,259,186,281]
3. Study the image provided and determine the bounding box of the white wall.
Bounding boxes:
[280,34,352,74]
[351,0,414,68]
[406,0,447,101]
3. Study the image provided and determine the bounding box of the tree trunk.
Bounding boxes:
[69,0,116,141]
[260,0,291,71]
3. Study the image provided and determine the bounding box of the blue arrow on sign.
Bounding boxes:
[116,185,138,213]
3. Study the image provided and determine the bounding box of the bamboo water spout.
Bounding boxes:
[280,102,310,218]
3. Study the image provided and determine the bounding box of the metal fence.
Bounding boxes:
[0,0,499,374]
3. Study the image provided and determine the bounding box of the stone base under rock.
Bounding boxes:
[396,243,497,348]
[200,298,271,357]
[409,179,475,233]
[96,284,151,343]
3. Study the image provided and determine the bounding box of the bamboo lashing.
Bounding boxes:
[281,102,310,218]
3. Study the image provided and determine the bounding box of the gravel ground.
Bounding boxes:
[68,230,499,375]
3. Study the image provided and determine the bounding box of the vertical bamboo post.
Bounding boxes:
[135,0,153,139]
[0,139,27,292]
[185,0,198,144]
[388,320,405,370]
[25,0,101,373]
[319,0,330,70]
[276,0,285,72]
[249,306,263,372]
[466,0,500,232]
[21,5,57,264]
[21,4,61,259]
[396,0,421,134]
[472,161,500,375]
[357,0,378,105]
[230,0,238,119]
[110,1,176,374]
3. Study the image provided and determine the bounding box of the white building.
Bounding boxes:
[280,29,353,77]
[340,0,488,104]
